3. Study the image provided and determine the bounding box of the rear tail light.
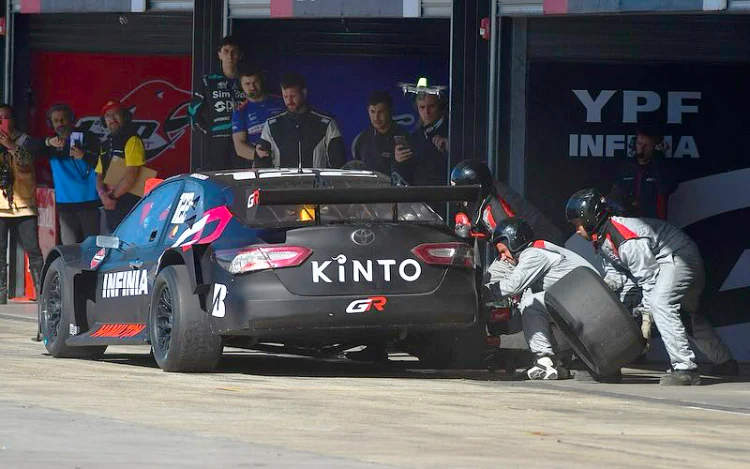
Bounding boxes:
[411,242,474,269]
[215,245,312,274]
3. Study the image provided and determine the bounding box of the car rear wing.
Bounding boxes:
[254,185,482,205]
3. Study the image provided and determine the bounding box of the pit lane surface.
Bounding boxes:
[1,304,749,468]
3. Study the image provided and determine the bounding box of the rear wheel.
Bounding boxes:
[544,267,644,377]
[41,258,107,359]
[149,265,223,372]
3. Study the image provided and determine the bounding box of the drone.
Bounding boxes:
[398,77,447,97]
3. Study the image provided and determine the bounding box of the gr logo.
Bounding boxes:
[346,296,387,314]
[212,284,227,318]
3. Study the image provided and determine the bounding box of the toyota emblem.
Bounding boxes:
[351,228,375,246]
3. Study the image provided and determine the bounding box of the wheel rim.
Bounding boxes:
[42,272,62,343]
[154,284,173,357]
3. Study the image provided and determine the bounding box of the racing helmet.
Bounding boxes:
[450,159,495,197]
[566,188,609,233]
[490,217,535,255]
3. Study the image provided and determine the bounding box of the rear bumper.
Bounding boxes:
[210,269,478,337]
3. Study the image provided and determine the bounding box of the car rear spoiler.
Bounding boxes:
[254,185,483,205]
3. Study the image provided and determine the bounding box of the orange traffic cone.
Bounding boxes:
[10,254,36,303]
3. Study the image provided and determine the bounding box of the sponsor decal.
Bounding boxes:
[212,284,228,318]
[171,192,195,224]
[346,296,388,314]
[69,324,80,336]
[90,248,107,269]
[350,229,375,246]
[91,324,146,338]
[247,190,259,208]
[190,173,209,180]
[171,205,233,250]
[312,254,421,283]
[102,270,149,298]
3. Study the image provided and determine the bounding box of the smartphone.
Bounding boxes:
[394,135,409,150]
[0,119,9,136]
[70,131,84,148]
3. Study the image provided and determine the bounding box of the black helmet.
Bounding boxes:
[489,217,535,255]
[566,188,609,233]
[450,159,495,197]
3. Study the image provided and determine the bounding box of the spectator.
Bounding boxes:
[42,104,101,244]
[95,101,145,234]
[608,129,675,219]
[257,73,346,169]
[395,93,448,186]
[0,104,43,305]
[231,65,285,169]
[189,36,246,170]
[351,91,411,182]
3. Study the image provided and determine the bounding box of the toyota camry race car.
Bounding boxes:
[38,169,483,372]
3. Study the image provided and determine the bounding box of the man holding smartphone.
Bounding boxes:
[42,104,101,244]
[351,91,411,182]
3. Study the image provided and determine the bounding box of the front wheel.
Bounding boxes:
[40,258,107,359]
[149,265,223,372]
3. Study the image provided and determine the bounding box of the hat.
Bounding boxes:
[100,100,125,116]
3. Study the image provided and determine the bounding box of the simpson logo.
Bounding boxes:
[346,296,388,314]
[102,270,149,298]
[90,248,106,269]
[312,254,421,283]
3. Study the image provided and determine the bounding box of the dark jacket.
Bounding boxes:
[610,159,676,220]
[352,124,410,181]
[260,108,346,169]
[409,116,449,186]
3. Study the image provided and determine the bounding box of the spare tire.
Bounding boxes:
[544,266,643,377]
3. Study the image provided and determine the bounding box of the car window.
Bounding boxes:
[115,182,183,247]
[164,182,204,245]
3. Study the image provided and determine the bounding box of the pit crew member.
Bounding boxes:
[483,217,598,380]
[566,188,737,386]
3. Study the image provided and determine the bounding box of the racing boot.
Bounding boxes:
[526,356,569,380]
[710,359,739,377]
[345,344,389,362]
[659,369,701,386]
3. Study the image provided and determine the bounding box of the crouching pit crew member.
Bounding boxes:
[566,189,737,386]
[482,217,598,380]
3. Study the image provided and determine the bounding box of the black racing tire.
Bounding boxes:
[40,257,107,359]
[149,265,223,372]
[544,267,643,377]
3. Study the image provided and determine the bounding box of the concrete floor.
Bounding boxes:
[1,303,749,468]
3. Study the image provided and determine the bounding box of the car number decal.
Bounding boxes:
[171,192,195,224]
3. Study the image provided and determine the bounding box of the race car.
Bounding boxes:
[38,169,482,372]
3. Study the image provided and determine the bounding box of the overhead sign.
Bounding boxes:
[21,0,146,13]
[270,0,420,18]
[544,0,727,15]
